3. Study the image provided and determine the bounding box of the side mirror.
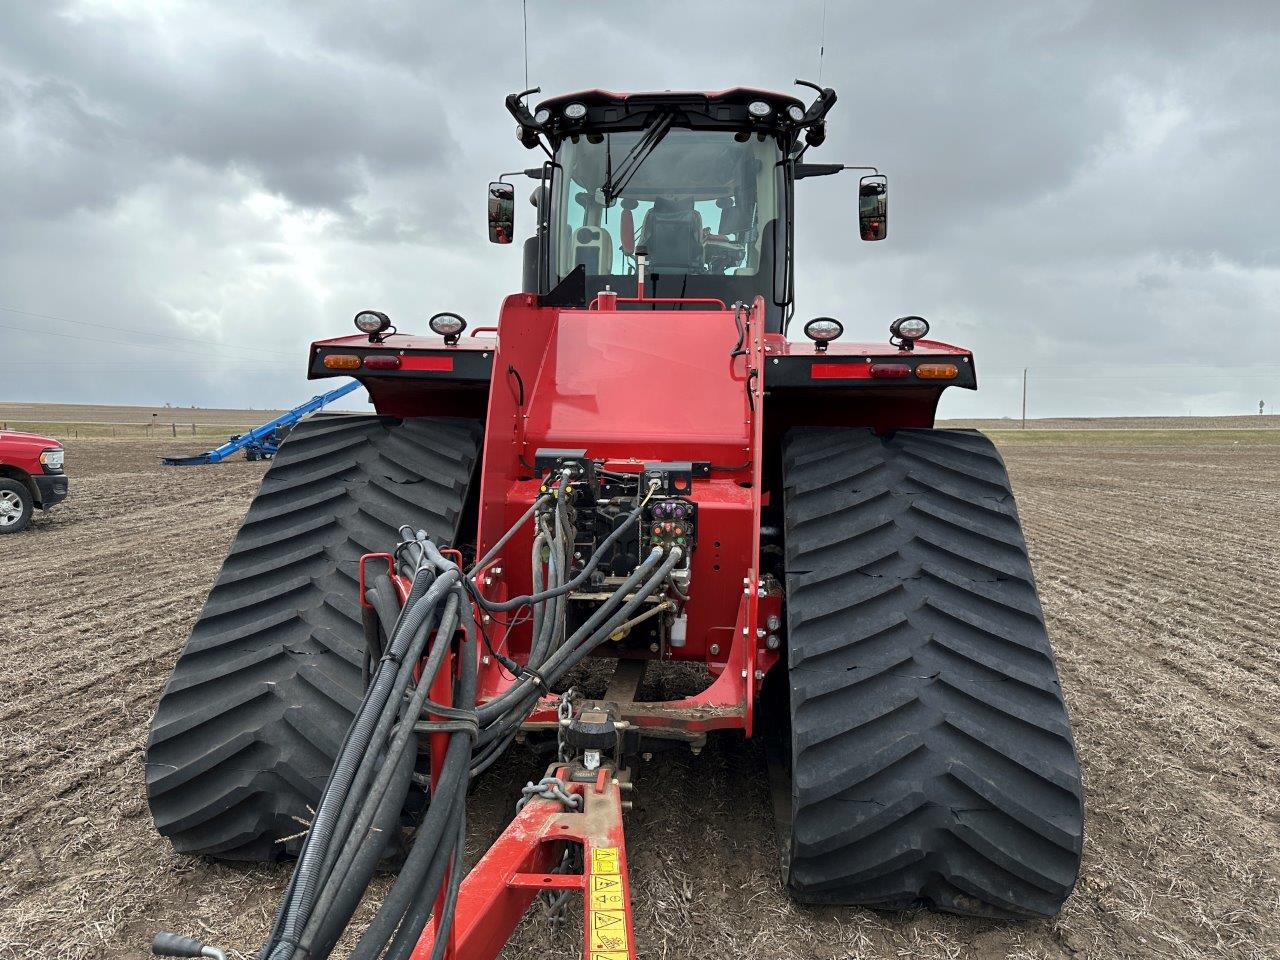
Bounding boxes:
[487,181,515,244]
[858,174,887,241]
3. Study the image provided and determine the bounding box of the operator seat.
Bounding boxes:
[641,197,704,272]
[572,225,614,275]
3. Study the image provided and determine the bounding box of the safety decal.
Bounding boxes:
[587,909,629,953]
[591,846,620,874]
[589,873,626,909]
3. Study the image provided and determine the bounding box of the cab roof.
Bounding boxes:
[531,87,810,140]
[537,87,805,113]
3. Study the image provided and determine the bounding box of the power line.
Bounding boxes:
[0,321,293,364]
[0,305,296,358]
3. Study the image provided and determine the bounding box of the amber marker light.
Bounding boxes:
[323,354,362,370]
[915,363,958,379]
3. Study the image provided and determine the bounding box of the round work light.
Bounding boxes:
[354,310,390,336]
[890,316,930,341]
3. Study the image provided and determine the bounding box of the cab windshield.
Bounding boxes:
[552,129,783,285]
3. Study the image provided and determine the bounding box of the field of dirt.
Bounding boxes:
[1,430,1277,960]
[940,415,1280,431]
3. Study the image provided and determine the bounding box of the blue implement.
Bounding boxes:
[162,380,361,466]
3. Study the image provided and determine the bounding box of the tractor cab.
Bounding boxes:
[492,85,881,332]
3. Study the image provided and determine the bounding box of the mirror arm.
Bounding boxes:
[794,163,881,181]
[497,169,544,184]
[794,163,843,180]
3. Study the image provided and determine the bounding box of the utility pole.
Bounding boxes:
[1021,368,1028,429]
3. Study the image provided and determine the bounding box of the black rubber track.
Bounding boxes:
[780,427,1083,918]
[145,413,482,860]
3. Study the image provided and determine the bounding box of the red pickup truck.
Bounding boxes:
[0,430,69,533]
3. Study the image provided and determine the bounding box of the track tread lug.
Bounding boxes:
[781,426,1083,919]
[145,413,481,860]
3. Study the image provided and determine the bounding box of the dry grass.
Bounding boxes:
[0,432,1276,959]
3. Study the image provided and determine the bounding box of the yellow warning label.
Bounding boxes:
[589,953,629,960]
[588,909,629,953]
[591,846,620,874]
[589,884,626,910]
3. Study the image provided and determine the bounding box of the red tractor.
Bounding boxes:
[147,84,1082,960]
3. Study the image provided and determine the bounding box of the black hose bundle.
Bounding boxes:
[251,483,680,960]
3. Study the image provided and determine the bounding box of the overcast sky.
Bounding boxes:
[1,1,1277,419]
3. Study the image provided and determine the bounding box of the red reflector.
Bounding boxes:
[400,355,455,372]
[869,363,911,379]
[362,355,401,370]
[810,362,871,379]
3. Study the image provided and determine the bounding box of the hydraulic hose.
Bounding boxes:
[303,740,415,959]
[474,546,666,729]
[262,562,460,960]
[347,584,478,960]
[470,484,656,612]
[468,495,550,575]
[298,592,464,954]
[244,490,678,960]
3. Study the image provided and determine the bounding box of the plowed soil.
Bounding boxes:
[1,433,1276,960]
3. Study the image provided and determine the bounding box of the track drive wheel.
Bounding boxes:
[779,427,1083,918]
[145,413,482,860]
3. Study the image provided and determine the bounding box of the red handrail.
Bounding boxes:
[588,296,728,311]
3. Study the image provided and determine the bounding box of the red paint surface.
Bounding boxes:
[401,355,455,372]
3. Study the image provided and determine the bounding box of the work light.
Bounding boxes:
[563,102,587,120]
[429,312,467,344]
[787,104,806,122]
[803,317,843,352]
[748,100,772,117]
[890,316,929,341]
[354,310,390,334]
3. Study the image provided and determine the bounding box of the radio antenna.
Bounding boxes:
[522,0,530,97]
[817,0,828,84]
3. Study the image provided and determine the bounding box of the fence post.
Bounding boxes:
[171,422,177,437]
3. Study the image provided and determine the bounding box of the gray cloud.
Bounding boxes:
[0,0,1276,418]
